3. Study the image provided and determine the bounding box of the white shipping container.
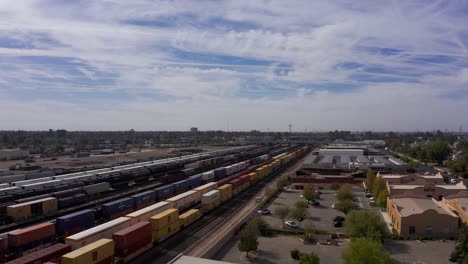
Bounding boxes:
[125,201,173,224]
[201,171,215,181]
[193,182,217,195]
[202,190,220,204]
[166,190,201,211]
[65,217,132,250]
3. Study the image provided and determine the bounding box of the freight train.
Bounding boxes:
[1,146,308,263]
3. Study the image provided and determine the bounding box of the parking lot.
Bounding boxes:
[261,188,350,232]
[384,240,455,264]
[214,234,348,264]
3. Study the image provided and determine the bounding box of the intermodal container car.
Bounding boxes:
[65,217,131,250]
[113,221,152,263]
[166,190,201,211]
[172,179,190,194]
[58,194,88,209]
[56,209,95,238]
[8,222,56,253]
[131,191,155,210]
[150,209,179,230]
[125,201,173,225]
[179,209,202,228]
[83,182,110,196]
[52,188,83,199]
[188,175,202,188]
[6,243,71,264]
[214,167,226,179]
[154,185,174,201]
[101,197,134,221]
[62,239,114,264]
[193,182,217,195]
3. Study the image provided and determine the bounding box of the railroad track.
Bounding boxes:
[131,149,311,264]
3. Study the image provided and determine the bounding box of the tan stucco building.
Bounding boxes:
[387,181,467,200]
[441,191,468,225]
[377,172,445,185]
[387,197,459,239]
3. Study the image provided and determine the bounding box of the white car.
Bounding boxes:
[331,203,336,209]
[285,221,299,229]
[450,179,457,184]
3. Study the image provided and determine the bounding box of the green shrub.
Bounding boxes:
[291,249,302,260]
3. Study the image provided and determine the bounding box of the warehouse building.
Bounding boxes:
[387,197,459,239]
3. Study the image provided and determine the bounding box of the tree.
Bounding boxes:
[252,217,272,236]
[295,200,308,209]
[275,206,290,227]
[336,199,355,215]
[303,223,315,241]
[372,177,387,204]
[342,238,392,264]
[336,184,353,201]
[300,252,320,264]
[303,184,317,201]
[365,169,376,191]
[456,225,468,261]
[291,206,308,227]
[276,177,289,190]
[344,211,389,242]
[426,140,451,165]
[376,189,388,208]
[238,230,258,258]
[408,160,418,169]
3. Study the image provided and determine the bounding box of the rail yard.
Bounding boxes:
[0,144,309,263]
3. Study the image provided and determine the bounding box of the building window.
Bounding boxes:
[426,226,433,237]
[409,226,415,235]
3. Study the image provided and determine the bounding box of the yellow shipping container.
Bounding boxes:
[179,209,202,228]
[62,239,114,264]
[152,222,180,242]
[151,208,179,230]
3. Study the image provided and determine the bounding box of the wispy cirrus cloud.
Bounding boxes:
[0,0,467,131]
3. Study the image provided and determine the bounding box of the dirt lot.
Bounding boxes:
[0,145,226,173]
[214,235,348,264]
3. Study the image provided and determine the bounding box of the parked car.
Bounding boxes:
[331,203,336,209]
[308,199,320,206]
[448,251,460,262]
[365,192,373,198]
[333,216,345,222]
[285,221,299,229]
[257,209,271,215]
[450,178,457,184]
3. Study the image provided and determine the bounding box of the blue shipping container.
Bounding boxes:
[25,171,56,180]
[173,179,190,193]
[154,185,175,201]
[102,197,134,216]
[56,209,95,237]
[131,190,155,207]
[214,167,227,178]
[188,175,202,188]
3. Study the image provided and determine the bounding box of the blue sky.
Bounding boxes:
[0,0,467,131]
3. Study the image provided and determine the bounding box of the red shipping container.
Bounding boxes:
[6,243,70,264]
[228,179,242,189]
[0,238,5,263]
[238,175,251,183]
[8,223,56,248]
[113,221,152,261]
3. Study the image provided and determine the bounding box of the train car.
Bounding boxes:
[179,209,202,229]
[131,191,156,210]
[154,185,175,202]
[201,190,220,212]
[150,209,179,243]
[65,217,131,250]
[101,198,134,221]
[56,209,95,238]
[83,182,110,196]
[62,238,114,264]
[7,197,57,222]
[21,180,64,191]
[11,178,54,187]
[0,183,10,189]
[214,167,227,180]
[58,194,88,209]
[0,187,20,196]
[8,222,56,255]
[192,182,217,195]
[6,243,71,264]
[25,171,56,180]
[187,175,202,189]
[217,184,233,204]
[113,221,152,263]
[0,174,26,184]
[165,190,201,211]
[125,201,173,225]
[200,170,215,183]
[15,194,51,204]
[172,179,190,194]
[52,188,83,199]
